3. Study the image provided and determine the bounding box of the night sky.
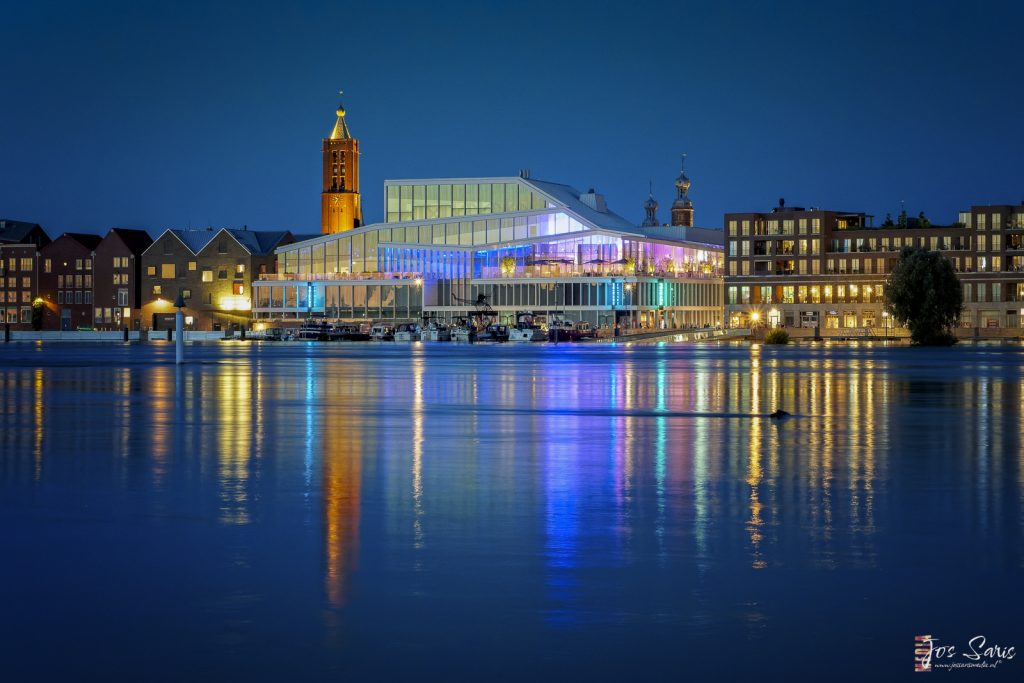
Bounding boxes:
[3,0,1023,236]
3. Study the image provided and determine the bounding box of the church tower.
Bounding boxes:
[670,154,694,227]
[321,96,362,234]
[641,181,659,227]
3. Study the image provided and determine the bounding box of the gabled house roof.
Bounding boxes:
[222,229,292,256]
[0,219,50,246]
[105,228,154,255]
[47,232,103,252]
[145,227,293,257]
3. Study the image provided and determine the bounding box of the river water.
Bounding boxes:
[1,341,1021,679]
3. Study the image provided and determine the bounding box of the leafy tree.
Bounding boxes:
[764,329,790,344]
[31,299,44,331]
[884,247,962,345]
[882,213,894,227]
[917,211,931,228]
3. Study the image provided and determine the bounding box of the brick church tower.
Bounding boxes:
[670,154,694,228]
[321,96,362,234]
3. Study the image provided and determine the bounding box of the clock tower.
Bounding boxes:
[321,96,362,234]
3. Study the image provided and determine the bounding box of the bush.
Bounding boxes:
[764,329,790,345]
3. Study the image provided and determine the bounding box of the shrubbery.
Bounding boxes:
[764,329,790,345]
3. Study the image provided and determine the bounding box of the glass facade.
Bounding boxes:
[385,180,553,222]
[255,176,724,327]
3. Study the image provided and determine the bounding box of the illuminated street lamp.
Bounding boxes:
[174,293,185,364]
[881,310,890,339]
[750,310,761,329]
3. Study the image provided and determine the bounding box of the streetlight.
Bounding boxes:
[174,293,185,364]
[881,310,890,339]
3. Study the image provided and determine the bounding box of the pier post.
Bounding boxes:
[4,321,9,343]
[123,326,129,342]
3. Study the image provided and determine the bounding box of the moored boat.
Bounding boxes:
[422,322,451,341]
[509,315,546,342]
[394,323,422,342]
[370,323,394,341]
[335,324,370,341]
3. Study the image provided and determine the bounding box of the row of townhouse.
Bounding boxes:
[0,219,297,331]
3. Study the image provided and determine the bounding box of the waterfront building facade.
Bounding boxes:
[140,228,294,331]
[92,228,153,331]
[38,233,103,330]
[0,219,50,327]
[254,174,724,329]
[723,202,1024,333]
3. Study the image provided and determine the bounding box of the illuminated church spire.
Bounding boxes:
[641,180,659,227]
[671,153,694,228]
[321,91,362,234]
[330,97,352,140]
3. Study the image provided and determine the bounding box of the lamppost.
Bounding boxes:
[881,310,890,339]
[174,293,185,364]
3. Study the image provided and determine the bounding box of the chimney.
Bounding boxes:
[519,168,530,179]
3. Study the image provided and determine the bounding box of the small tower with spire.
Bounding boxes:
[670,154,694,228]
[321,92,362,234]
[641,181,659,227]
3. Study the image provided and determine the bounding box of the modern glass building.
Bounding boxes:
[253,175,723,330]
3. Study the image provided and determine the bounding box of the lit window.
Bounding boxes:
[201,270,213,283]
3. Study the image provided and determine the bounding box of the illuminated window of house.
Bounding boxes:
[153,285,162,295]
[146,266,156,276]
[235,264,245,278]
[188,261,197,271]
[201,270,213,283]
[161,263,175,279]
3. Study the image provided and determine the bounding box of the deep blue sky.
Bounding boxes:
[2,0,1023,235]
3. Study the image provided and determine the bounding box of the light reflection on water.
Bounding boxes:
[1,342,1023,678]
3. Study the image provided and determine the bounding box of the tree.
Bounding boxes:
[884,247,962,345]
[882,213,895,227]
[31,299,44,331]
[917,211,931,229]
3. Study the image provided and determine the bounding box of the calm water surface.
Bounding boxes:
[1,341,1022,680]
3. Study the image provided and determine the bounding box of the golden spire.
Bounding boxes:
[329,90,351,140]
